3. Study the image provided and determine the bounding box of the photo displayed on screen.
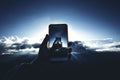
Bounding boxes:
[49,24,68,48]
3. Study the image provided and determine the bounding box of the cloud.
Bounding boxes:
[0,43,8,54]
[84,38,120,52]
[0,36,41,55]
[0,36,120,55]
[113,45,120,48]
[69,41,87,52]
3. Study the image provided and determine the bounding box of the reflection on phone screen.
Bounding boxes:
[49,24,68,48]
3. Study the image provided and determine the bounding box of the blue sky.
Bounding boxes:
[0,0,120,41]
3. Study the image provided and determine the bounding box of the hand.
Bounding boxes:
[34,34,49,63]
[33,34,72,63]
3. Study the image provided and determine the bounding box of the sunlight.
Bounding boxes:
[68,24,93,41]
[29,16,98,43]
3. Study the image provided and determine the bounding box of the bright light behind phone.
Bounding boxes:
[28,17,97,44]
[68,27,87,41]
[30,20,92,44]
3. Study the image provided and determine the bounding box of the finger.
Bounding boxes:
[41,34,49,47]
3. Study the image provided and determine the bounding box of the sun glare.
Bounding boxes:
[30,20,93,43]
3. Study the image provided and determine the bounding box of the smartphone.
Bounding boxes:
[49,24,68,48]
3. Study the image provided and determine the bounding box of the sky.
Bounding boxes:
[0,0,120,41]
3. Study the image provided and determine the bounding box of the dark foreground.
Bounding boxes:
[11,62,120,80]
[0,51,120,80]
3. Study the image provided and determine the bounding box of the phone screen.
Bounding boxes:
[49,24,68,48]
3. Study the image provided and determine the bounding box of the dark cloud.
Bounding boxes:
[0,43,8,54]
[70,41,87,52]
[32,43,40,48]
[112,45,120,48]
[0,36,120,55]
[0,36,40,55]
[84,38,120,52]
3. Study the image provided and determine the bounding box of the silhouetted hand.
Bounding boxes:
[33,34,72,64]
[38,34,49,54]
[34,34,49,63]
